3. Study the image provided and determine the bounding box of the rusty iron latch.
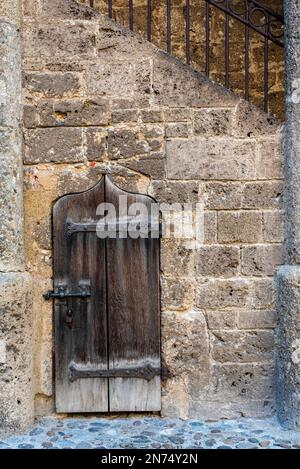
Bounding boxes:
[69,363,173,382]
[43,283,92,300]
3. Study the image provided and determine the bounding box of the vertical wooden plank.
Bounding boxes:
[54,177,108,412]
[105,176,161,411]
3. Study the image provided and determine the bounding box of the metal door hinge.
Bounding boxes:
[66,219,163,238]
[69,363,172,382]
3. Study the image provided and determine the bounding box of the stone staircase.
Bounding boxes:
[79,0,284,119]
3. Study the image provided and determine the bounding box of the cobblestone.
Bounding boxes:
[1,417,300,449]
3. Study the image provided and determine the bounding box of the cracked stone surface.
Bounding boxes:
[1,417,300,449]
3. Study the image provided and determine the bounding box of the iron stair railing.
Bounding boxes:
[86,1,284,116]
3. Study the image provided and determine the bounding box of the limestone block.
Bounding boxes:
[23,166,58,213]
[0,272,33,436]
[57,166,104,196]
[84,61,151,104]
[137,125,164,153]
[106,166,150,193]
[241,244,284,276]
[0,128,24,271]
[139,124,164,140]
[165,122,190,138]
[23,20,97,63]
[32,277,53,397]
[38,98,110,127]
[166,138,257,180]
[24,128,84,163]
[203,211,217,244]
[0,21,21,128]
[25,245,52,279]
[96,23,155,62]
[161,277,195,311]
[206,311,238,330]
[162,310,210,378]
[141,110,164,123]
[233,101,282,138]
[34,395,55,417]
[277,266,300,429]
[23,104,38,128]
[200,182,242,210]
[153,53,238,108]
[161,310,210,418]
[238,310,277,329]
[161,239,195,276]
[24,72,82,98]
[242,181,283,209]
[161,376,189,419]
[112,109,138,124]
[249,278,275,309]
[195,246,240,277]
[38,0,97,19]
[218,211,262,243]
[257,138,283,180]
[85,128,107,161]
[210,363,275,401]
[121,155,166,179]
[210,330,274,363]
[197,279,250,309]
[111,97,141,110]
[0,0,21,25]
[22,0,40,18]
[27,217,51,251]
[149,180,200,204]
[262,210,284,243]
[107,128,149,159]
[193,108,232,136]
[163,108,191,122]
[187,398,275,420]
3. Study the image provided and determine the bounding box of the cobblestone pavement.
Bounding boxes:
[1,417,300,449]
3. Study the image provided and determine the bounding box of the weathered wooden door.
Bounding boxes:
[48,175,161,412]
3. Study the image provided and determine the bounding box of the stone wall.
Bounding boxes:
[80,0,284,119]
[0,0,34,436]
[22,0,284,419]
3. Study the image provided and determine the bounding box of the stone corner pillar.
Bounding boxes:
[276,1,300,429]
[0,0,34,436]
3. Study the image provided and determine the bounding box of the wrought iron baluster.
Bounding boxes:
[225,0,230,89]
[264,18,269,113]
[147,0,152,42]
[167,0,171,54]
[245,4,250,101]
[205,1,210,77]
[186,0,190,65]
[108,0,113,18]
[129,0,134,31]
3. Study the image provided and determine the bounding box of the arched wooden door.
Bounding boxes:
[46,175,161,412]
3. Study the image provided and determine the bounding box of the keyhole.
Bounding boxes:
[66,308,73,329]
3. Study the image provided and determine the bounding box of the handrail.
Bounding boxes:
[85,0,284,115]
[206,0,283,47]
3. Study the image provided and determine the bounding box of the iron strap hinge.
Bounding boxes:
[66,219,163,238]
[69,363,172,382]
